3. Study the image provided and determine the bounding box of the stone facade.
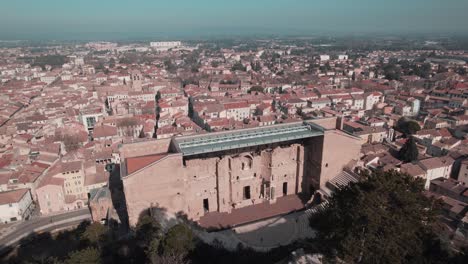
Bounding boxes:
[119,122,361,227]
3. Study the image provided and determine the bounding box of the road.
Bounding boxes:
[0,209,91,254]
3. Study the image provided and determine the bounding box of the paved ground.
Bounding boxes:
[197,207,318,252]
[199,194,306,229]
[0,209,91,254]
[0,222,21,239]
[233,214,297,248]
[153,204,315,251]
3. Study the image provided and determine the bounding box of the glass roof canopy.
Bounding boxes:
[172,121,324,156]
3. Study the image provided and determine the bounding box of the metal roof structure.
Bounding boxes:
[172,121,324,156]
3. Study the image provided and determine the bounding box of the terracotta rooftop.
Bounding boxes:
[38,175,65,188]
[0,188,29,205]
[419,156,453,171]
[223,101,249,109]
[84,170,109,186]
[93,125,118,138]
[400,163,426,177]
[361,143,388,155]
[126,153,167,175]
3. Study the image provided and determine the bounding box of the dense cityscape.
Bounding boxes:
[0,36,466,263]
[1,0,468,262]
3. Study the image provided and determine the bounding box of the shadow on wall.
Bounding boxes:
[136,205,204,232]
[108,164,130,232]
[302,137,324,201]
[450,155,467,180]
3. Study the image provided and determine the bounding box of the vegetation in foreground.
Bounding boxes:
[310,170,468,264]
[4,216,294,264]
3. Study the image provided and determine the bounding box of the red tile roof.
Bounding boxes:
[419,157,453,170]
[93,125,118,138]
[400,163,426,177]
[223,101,249,109]
[38,175,65,188]
[126,153,167,175]
[0,189,29,205]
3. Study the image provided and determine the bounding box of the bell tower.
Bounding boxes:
[130,70,142,92]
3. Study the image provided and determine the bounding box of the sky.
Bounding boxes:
[0,0,467,40]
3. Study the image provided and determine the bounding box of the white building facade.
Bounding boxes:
[0,189,34,223]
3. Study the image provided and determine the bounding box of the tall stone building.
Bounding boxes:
[118,118,361,227]
[130,70,142,92]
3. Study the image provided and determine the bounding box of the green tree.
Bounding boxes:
[32,55,67,70]
[414,63,432,78]
[55,134,82,152]
[319,62,332,73]
[65,247,101,264]
[231,61,246,72]
[399,136,419,162]
[310,170,445,264]
[81,222,107,248]
[135,214,162,247]
[109,58,116,68]
[383,63,401,80]
[251,61,261,72]
[164,59,176,73]
[396,117,421,136]
[437,65,447,74]
[249,86,264,93]
[146,237,162,264]
[190,64,200,73]
[211,61,219,67]
[161,224,194,258]
[456,67,467,75]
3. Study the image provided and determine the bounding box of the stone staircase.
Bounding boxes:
[295,202,329,239]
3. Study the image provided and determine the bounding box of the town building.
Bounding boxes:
[0,189,34,223]
[418,156,454,189]
[458,159,468,186]
[150,41,182,51]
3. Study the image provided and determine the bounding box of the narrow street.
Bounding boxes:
[0,208,91,254]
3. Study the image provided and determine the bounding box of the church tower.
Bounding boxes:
[130,70,142,92]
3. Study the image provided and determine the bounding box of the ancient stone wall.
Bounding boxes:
[122,131,361,227]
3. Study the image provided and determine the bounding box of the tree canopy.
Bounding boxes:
[66,247,101,264]
[81,222,108,248]
[210,61,220,68]
[135,214,162,248]
[161,224,195,258]
[231,61,247,72]
[32,55,68,70]
[396,117,421,136]
[164,59,177,73]
[249,86,264,93]
[310,170,448,264]
[398,136,419,162]
[250,61,261,72]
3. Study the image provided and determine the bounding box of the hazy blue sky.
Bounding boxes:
[1,0,467,39]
